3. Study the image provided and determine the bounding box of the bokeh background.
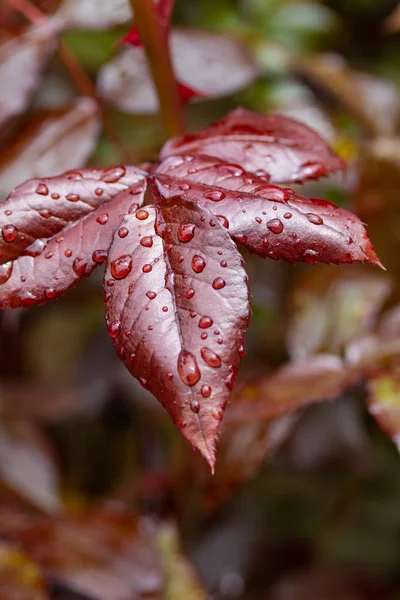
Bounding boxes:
[1,0,400,598]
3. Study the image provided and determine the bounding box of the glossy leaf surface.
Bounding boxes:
[0,170,146,308]
[156,155,380,266]
[105,195,250,469]
[161,108,345,183]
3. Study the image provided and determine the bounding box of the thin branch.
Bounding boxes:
[129,0,186,138]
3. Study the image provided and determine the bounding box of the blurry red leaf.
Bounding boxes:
[56,0,132,29]
[121,0,175,47]
[161,107,345,183]
[98,30,259,114]
[155,155,379,266]
[105,194,250,470]
[14,507,164,600]
[385,3,400,33]
[0,545,50,600]
[0,168,146,307]
[0,21,59,132]
[0,382,79,422]
[0,98,101,199]
[226,355,356,424]
[177,82,206,103]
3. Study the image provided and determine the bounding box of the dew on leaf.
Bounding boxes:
[178,223,195,243]
[136,209,149,220]
[118,227,129,238]
[36,183,48,195]
[140,236,153,247]
[73,258,88,277]
[108,321,121,338]
[201,384,211,398]
[267,218,283,234]
[142,264,152,273]
[186,288,195,299]
[200,347,222,368]
[111,255,132,279]
[101,166,126,183]
[96,214,109,225]
[307,213,323,225]
[191,255,206,273]
[2,225,18,243]
[204,190,225,202]
[177,350,201,386]
[92,249,107,264]
[212,277,226,290]
[64,249,72,258]
[198,316,213,329]
[190,399,200,413]
[66,193,80,202]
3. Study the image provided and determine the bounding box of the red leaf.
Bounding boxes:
[177,82,205,103]
[0,21,59,133]
[160,107,345,183]
[105,193,250,470]
[121,26,142,47]
[0,168,146,308]
[155,155,380,266]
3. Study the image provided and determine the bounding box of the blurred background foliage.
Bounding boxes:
[1,0,400,598]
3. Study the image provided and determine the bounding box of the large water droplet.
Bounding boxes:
[111,254,132,279]
[118,227,129,238]
[198,316,213,329]
[66,193,80,202]
[108,321,121,338]
[284,212,292,219]
[200,347,221,368]
[45,288,56,300]
[267,218,283,234]
[191,255,206,273]
[178,223,195,243]
[2,225,18,243]
[146,290,156,299]
[186,288,195,299]
[177,350,200,386]
[212,277,226,290]
[136,209,149,220]
[140,236,153,247]
[201,385,211,398]
[179,183,191,191]
[51,193,60,199]
[101,166,126,183]
[303,249,318,263]
[96,214,108,225]
[142,264,152,273]
[73,257,88,277]
[306,213,323,225]
[64,249,72,258]
[216,215,229,229]
[36,183,48,195]
[204,190,225,202]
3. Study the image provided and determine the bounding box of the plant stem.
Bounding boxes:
[129,0,186,138]
[6,0,136,164]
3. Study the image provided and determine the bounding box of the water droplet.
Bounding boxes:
[198,316,213,329]
[204,190,225,202]
[108,321,121,338]
[4,210,12,216]
[267,218,283,234]
[186,288,195,299]
[220,260,227,268]
[303,249,318,263]
[111,255,132,279]
[36,183,48,195]
[45,251,53,259]
[2,225,18,243]
[212,277,226,290]
[166,372,173,380]
[178,223,195,243]
[45,288,56,300]
[284,212,292,219]
[101,166,126,183]
[118,227,129,238]
[212,409,223,421]
[162,306,168,312]
[140,236,153,247]
[0,262,12,284]
[200,347,221,368]
[216,215,229,229]
[136,209,149,220]
[39,210,50,219]
[64,249,72,258]
[201,333,208,340]
[190,311,197,318]
[263,237,269,248]
[146,291,156,299]
[95,188,104,196]
[255,217,262,224]
[306,213,323,225]
[142,264,152,273]
[201,385,211,398]
[225,368,235,390]
[66,193,80,202]
[190,399,200,413]
[138,377,149,390]
[51,193,60,200]
[73,258,88,277]
[177,350,200,386]
[238,344,245,358]
[179,183,191,191]
[191,255,206,273]
[97,214,108,225]
[92,250,107,265]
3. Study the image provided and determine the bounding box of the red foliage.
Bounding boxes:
[0,109,381,469]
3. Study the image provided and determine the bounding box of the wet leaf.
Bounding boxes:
[160,107,345,183]
[0,422,61,513]
[56,0,132,29]
[0,546,50,600]
[0,168,146,308]
[98,30,259,114]
[287,266,391,359]
[0,98,101,200]
[105,195,250,470]
[14,507,164,600]
[367,374,400,452]
[156,155,380,266]
[0,21,59,132]
[226,355,355,424]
